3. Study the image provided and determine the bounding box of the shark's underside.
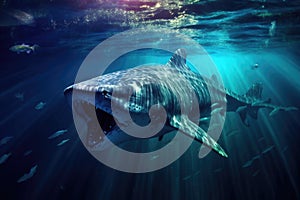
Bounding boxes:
[64,49,297,158]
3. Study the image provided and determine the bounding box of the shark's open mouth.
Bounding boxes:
[74,100,116,148]
[95,107,116,135]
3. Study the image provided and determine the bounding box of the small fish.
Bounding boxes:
[242,160,253,168]
[242,154,261,169]
[282,146,288,153]
[262,145,274,154]
[48,129,68,139]
[194,171,201,176]
[15,92,24,101]
[59,185,65,190]
[183,170,201,181]
[24,150,33,156]
[269,20,276,37]
[0,9,35,27]
[0,136,13,146]
[251,63,259,70]
[35,101,46,110]
[252,170,260,177]
[214,168,223,173]
[0,153,12,164]
[57,139,70,146]
[182,175,192,181]
[227,130,239,137]
[9,44,39,54]
[252,155,260,160]
[17,165,38,183]
[258,137,264,142]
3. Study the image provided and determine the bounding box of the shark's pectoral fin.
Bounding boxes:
[170,116,228,158]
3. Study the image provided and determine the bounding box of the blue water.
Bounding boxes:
[1,0,300,199]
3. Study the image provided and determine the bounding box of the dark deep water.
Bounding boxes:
[1,0,300,199]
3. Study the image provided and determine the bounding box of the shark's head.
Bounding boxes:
[64,71,135,151]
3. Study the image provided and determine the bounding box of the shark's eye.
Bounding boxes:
[101,90,111,99]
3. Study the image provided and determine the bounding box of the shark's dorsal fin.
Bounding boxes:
[166,49,190,70]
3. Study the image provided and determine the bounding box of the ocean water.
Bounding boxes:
[1,0,300,200]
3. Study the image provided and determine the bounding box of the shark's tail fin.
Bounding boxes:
[236,98,271,126]
[237,83,298,126]
[31,44,39,52]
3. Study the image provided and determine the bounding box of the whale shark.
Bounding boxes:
[64,49,297,158]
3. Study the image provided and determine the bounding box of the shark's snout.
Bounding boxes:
[64,86,73,106]
[64,86,73,96]
[63,82,125,151]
